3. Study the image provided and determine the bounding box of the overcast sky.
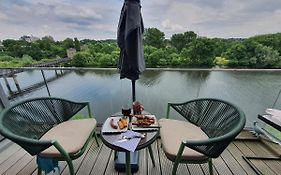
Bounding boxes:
[1,0,281,41]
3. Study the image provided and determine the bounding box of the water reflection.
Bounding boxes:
[138,70,163,87]
[5,69,281,127]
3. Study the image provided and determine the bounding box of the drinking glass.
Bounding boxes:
[122,105,131,117]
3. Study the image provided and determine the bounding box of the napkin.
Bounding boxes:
[112,130,142,152]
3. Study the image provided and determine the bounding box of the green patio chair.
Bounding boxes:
[159,98,246,175]
[0,97,99,175]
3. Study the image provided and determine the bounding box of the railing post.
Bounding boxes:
[0,83,10,108]
[2,75,13,94]
[41,70,51,97]
[12,74,21,93]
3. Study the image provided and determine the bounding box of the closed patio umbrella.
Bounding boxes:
[116,0,145,173]
[117,0,145,102]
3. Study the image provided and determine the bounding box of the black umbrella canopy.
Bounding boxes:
[117,0,145,81]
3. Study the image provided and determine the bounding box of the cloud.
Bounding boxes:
[0,0,281,40]
[161,19,185,33]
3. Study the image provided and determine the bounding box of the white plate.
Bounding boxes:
[102,117,129,133]
[131,115,159,131]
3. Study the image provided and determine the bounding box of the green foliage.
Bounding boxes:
[1,31,281,68]
[71,51,91,67]
[21,55,33,65]
[74,37,81,51]
[0,54,36,67]
[143,28,165,48]
[183,38,215,67]
[171,31,197,52]
[250,44,281,68]
[249,33,281,54]
[62,38,75,49]
[213,57,229,66]
[0,55,14,61]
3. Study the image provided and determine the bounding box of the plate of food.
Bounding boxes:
[102,116,129,133]
[131,115,159,131]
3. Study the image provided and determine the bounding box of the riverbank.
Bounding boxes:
[2,66,281,72]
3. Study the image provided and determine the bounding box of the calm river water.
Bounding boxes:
[1,69,281,127]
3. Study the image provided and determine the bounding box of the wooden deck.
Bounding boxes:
[1,131,281,175]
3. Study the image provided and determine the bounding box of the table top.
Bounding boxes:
[258,114,281,131]
[100,112,159,152]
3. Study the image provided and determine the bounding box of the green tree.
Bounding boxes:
[62,38,74,49]
[71,51,91,67]
[2,39,27,58]
[169,53,182,66]
[250,44,281,68]
[25,43,43,61]
[74,37,81,51]
[143,28,165,48]
[171,31,197,52]
[183,38,215,67]
[249,33,281,54]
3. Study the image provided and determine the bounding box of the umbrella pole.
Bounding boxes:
[132,80,136,102]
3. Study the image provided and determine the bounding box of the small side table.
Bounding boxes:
[100,114,159,175]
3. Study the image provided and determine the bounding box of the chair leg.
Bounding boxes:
[114,150,118,160]
[172,143,185,175]
[37,167,42,175]
[66,157,75,175]
[93,131,99,147]
[208,159,213,175]
[148,145,155,167]
[172,161,180,175]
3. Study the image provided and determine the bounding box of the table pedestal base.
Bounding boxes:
[114,151,139,173]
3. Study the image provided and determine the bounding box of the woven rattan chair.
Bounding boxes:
[0,97,99,175]
[159,98,246,175]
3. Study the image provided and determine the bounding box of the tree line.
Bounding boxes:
[1,28,281,68]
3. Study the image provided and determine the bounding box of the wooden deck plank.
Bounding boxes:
[187,164,204,175]
[104,151,118,175]
[3,152,33,175]
[220,148,247,175]
[212,155,232,175]
[245,141,281,174]
[76,139,102,175]
[147,141,161,175]
[235,141,276,175]
[261,139,281,156]
[0,139,13,153]
[1,131,281,175]
[134,149,147,175]
[90,142,112,175]
[0,143,21,165]
[227,142,256,175]
[240,141,275,174]
[157,139,174,175]
[200,162,219,175]
[0,149,27,174]
[17,157,37,175]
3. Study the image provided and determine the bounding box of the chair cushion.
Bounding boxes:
[159,118,209,161]
[39,118,96,157]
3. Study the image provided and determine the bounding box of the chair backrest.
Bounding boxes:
[0,97,87,155]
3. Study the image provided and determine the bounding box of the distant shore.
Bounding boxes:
[3,67,281,72]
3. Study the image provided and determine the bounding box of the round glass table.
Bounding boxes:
[100,113,159,175]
